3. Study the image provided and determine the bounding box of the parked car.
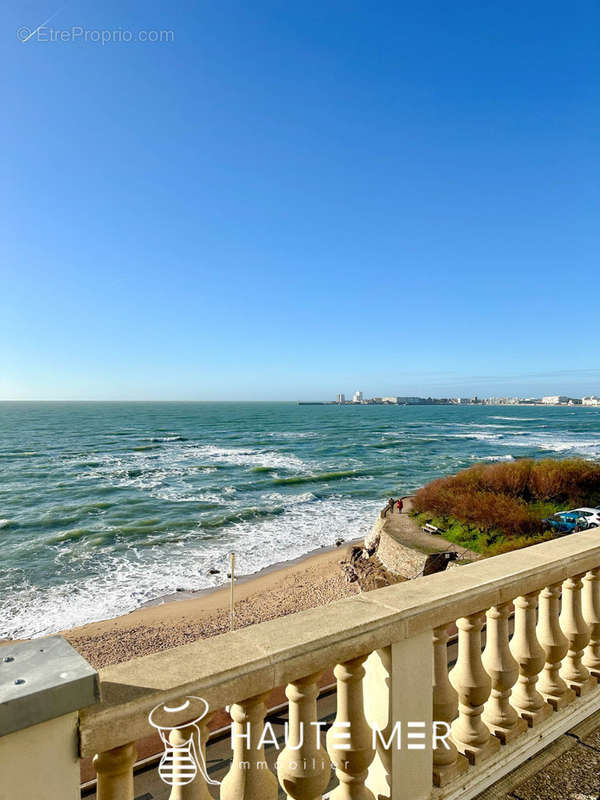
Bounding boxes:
[543,507,600,534]
[570,507,600,526]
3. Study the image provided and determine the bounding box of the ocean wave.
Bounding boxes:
[503,435,600,456]
[272,470,364,485]
[491,416,542,421]
[187,445,308,472]
[266,431,317,439]
[4,404,600,640]
[0,451,41,459]
[447,432,504,441]
[45,517,210,546]
[47,528,106,545]
[0,495,380,639]
[260,491,317,505]
[199,506,286,529]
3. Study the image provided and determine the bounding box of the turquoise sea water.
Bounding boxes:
[1,401,599,638]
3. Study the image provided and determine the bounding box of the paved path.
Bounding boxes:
[381,497,480,561]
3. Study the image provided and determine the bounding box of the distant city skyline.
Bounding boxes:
[2,384,600,403]
[325,392,600,406]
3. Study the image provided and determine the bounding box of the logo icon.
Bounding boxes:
[148,696,220,788]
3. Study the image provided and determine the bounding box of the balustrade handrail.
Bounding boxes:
[79,528,600,757]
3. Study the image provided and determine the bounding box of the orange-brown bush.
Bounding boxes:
[413,458,600,539]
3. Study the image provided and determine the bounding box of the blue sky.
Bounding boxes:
[2,1,599,400]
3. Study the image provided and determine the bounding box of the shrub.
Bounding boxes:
[412,458,600,542]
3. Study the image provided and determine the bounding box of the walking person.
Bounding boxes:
[381,497,396,518]
[397,497,404,514]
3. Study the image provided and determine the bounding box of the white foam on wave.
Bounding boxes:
[266,431,317,439]
[491,416,542,422]
[188,444,308,471]
[70,442,311,503]
[0,494,380,639]
[260,491,317,506]
[448,432,504,441]
[455,423,509,429]
[478,455,515,462]
[503,434,600,456]
[152,488,226,504]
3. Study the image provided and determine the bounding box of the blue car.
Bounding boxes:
[543,511,590,534]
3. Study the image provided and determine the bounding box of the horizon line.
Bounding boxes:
[1,396,598,404]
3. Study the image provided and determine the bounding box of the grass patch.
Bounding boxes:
[412,511,554,556]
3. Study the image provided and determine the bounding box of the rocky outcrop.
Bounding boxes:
[338,537,405,591]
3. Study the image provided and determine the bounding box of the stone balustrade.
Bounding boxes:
[3,530,600,800]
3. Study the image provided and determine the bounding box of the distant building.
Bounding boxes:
[382,396,399,404]
[353,391,363,403]
[542,396,570,405]
[337,394,345,404]
[582,396,600,406]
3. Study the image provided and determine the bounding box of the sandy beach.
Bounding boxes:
[64,541,365,669]
[59,503,456,669]
[2,503,455,670]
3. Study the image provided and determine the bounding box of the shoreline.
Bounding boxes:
[140,537,361,608]
[2,497,468,668]
[3,502,432,667]
[62,537,366,668]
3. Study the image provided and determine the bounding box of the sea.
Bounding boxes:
[1,401,599,639]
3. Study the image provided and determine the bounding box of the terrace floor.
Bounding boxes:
[477,709,600,800]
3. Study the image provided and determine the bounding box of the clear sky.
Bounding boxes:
[2,1,599,400]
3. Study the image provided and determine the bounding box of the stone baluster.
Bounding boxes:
[449,613,500,765]
[168,714,214,800]
[510,593,552,726]
[482,603,527,743]
[220,693,279,800]
[583,568,600,680]
[432,625,467,786]
[537,584,575,710]
[326,655,375,800]
[277,673,331,800]
[94,742,137,800]
[560,574,597,696]
[364,633,433,800]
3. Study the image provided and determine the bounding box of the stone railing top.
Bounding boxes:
[0,636,99,738]
[79,528,600,756]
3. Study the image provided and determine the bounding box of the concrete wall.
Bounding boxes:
[365,518,427,579]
